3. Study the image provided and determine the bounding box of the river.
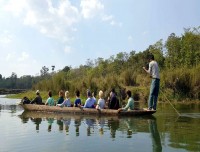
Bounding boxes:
[0,95,199,152]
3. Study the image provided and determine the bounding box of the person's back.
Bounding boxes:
[84,97,95,108]
[74,90,81,107]
[84,91,95,108]
[31,90,43,105]
[74,98,81,107]
[57,91,71,107]
[21,96,31,104]
[61,98,71,107]
[97,98,105,109]
[47,97,54,106]
[96,90,105,109]
[35,95,43,105]
[109,94,119,110]
[149,60,160,79]
[45,91,54,106]
[57,90,64,104]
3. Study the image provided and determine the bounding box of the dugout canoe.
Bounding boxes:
[20,104,156,116]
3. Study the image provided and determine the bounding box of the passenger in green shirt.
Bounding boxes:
[45,90,55,106]
[57,90,64,104]
[118,90,134,112]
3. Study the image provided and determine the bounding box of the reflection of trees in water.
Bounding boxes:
[167,116,200,152]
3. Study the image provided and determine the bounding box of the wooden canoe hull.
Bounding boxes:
[20,104,156,116]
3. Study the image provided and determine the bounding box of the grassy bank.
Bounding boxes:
[6,90,87,104]
[7,87,199,106]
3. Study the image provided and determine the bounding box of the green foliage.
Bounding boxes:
[2,26,200,102]
[161,64,200,100]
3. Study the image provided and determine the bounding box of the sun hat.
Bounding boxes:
[36,90,40,94]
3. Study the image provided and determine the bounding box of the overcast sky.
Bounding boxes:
[0,0,200,78]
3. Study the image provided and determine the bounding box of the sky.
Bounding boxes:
[0,0,200,78]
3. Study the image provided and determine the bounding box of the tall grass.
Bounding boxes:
[161,65,200,100]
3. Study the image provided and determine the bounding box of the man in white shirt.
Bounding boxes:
[143,54,160,110]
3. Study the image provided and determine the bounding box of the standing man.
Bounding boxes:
[143,54,160,110]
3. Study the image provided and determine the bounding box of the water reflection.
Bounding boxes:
[31,117,42,131]
[57,119,64,131]
[96,117,105,135]
[85,118,95,136]
[1,98,200,152]
[108,118,119,138]
[148,117,162,152]
[47,118,54,132]
[19,111,162,139]
[74,117,81,136]
[62,118,71,134]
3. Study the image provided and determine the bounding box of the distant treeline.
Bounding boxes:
[1,27,200,101]
[0,89,26,95]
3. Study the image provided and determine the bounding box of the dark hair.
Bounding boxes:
[59,90,64,97]
[48,91,52,97]
[148,54,154,60]
[87,90,91,97]
[75,90,80,97]
[111,88,115,93]
[126,90,132,97]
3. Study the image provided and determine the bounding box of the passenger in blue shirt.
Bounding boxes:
[83,90,95,108]
[74,90,82,107]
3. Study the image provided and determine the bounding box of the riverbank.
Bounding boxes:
[0,89,27,95]
[6,90,199,105]
[6,90,86,104]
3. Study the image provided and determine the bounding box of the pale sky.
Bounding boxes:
[0,0,199,78]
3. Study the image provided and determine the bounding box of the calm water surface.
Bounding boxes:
[0,95,199,152]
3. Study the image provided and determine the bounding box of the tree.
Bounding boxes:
[10,72,17,88]
[51,65,55,72]
[165,33,181,68]
[62,66,71,73]
[40,66,49,77]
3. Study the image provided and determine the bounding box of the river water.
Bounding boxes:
[0,95,199,152]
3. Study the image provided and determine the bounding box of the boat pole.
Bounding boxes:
[160,89,181,116]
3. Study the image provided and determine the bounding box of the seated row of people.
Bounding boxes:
[22,89,134,111]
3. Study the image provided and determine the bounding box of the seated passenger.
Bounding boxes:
[57,91,71,107]
[83,90,95,108]
[118,90,134,112]
[107,89,119,110]
[96,90,105,109]
[92,92,96,105]
[31,90,43,105]
[56,90,64,104]
[21,96,31,104]
[45,90,54,106]
[74,90,81,107]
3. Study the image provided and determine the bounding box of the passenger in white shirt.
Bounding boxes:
[96,90,105,109]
